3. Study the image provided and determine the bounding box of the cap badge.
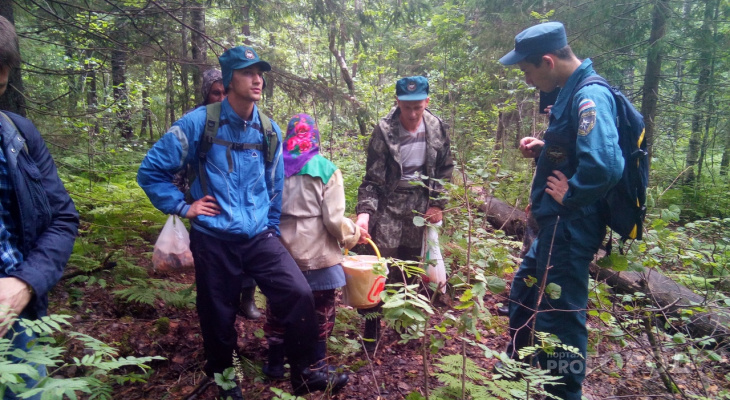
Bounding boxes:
[245,49,255,59]
[407,82,416,92]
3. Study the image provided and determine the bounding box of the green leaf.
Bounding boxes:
[413,216,426,227]
[524,276,538,288]
[706,350,722,362]
[545,283,562,300]
[672,333,686,344]
[459,289,473,302]
[454,300,474,310]
[597,253,629,271]
[611,353,624,369]
[485,276,506,294]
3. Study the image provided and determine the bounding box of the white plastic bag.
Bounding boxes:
[422,220,447,293]
[152,215,194,272]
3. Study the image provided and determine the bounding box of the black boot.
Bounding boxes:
[497,305,509,316]
[238,286,261,320]
[218,385,244,400]
[291,367,349,396]
[363,316,380,353]
[262,342,287,381]
[314,340,327,369]
[313,340,340,373]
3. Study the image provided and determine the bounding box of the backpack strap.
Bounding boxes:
[192,103,277,197]
[196,102,222,196]
[257,108,277,163]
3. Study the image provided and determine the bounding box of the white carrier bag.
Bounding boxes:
[422,220,447,293]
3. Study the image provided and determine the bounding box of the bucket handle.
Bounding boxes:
[345,237,381,259]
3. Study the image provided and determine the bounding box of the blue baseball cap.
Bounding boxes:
[219,46,271,89]
[396,76,429,101]
[499,22,568,65]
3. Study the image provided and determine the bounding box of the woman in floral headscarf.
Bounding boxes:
[262,114,369,380]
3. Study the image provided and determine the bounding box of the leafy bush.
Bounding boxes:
[0,314,162,399]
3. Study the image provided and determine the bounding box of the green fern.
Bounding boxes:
[1,315,162,399]
[113,278,195,309]
[431,352,561,400]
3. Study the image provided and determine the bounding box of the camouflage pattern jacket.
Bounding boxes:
[356,106,454,216]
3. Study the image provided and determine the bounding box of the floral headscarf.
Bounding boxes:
[284,113,320,177]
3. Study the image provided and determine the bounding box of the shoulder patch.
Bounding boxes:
[578,109,596,136]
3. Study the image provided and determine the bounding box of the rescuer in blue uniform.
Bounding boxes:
[499,22,624,399]
[137,46,348,399]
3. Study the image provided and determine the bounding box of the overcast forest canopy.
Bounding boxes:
[1,0,729,399]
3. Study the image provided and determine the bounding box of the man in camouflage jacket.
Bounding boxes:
[355,76,453,351]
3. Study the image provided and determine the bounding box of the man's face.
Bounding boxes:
[0,66,9,97]
[397,98,430,130]
[517,58,556,93]
[228,65,264,103]
[207,81,225,104]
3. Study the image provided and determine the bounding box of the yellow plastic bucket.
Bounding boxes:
[342,238,388,309]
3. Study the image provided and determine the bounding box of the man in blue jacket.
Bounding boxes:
[499,22,624,400]
[137,46,347,399]
[0,16,79,400]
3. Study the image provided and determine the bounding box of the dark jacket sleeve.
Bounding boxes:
[356,125,389,215]
[6,113,79,318]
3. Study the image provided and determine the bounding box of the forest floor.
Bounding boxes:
[48,248,729,400]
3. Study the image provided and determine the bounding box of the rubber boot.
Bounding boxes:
[314,340,327,369]
[218,385,244,400]
[313,340,339,373]
[262,342,287,381]
[363,316,380,353]
[291,367,349,396]
[238,286,261,320]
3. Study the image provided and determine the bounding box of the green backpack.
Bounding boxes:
[187,102,278,197]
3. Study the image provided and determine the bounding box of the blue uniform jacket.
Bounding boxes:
[531,59,624,228]
[0,112,79,319]
[137,100,284,240]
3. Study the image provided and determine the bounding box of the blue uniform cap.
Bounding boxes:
[499,22,568,65]
[219,46,272,89]
[396,76,429,101]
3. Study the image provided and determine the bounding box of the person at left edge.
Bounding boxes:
[137,45,348,399]
[0,15,79,400]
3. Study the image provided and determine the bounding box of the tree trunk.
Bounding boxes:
[181,1,190,112]
[66,42,79,115]
[166,57,175,130]
[477,195,526,238]
[264,34,275,103]
[640,0,669,166]
[720,126,730,176]
[0,3,26,115]
[684,0,717,184]
[85,50,98,136]
[328,26,366,136]
[589,260,730,350]
[495,112,505,151]
[696,0,720,185]
[190,1,206,105]
[241,2,252,43]
[140,63,153,140]
[112,49,133,139]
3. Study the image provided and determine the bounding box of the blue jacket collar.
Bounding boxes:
[221,98,260,128]
[550,58,594,121]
